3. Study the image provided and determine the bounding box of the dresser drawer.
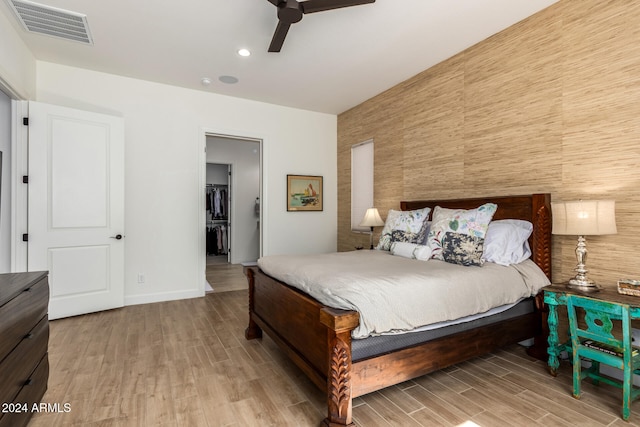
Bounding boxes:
[0,277,48,363]
[0,316,49,408]
[0,354,49,427]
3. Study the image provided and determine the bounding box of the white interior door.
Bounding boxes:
[27,101,125,320]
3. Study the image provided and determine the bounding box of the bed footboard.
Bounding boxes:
[244,266,359,426]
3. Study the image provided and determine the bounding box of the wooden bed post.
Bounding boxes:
[243,266,262,340]
[320,308,359,427]
[525,193,552,360]
[530,193,552,281]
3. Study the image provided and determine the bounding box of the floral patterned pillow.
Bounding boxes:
[375,207,431,251]
[441,232,485,266]
[391,230,419,244]
[426,203,498,264]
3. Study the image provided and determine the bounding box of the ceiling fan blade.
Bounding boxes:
[266,0,283,6]
[268,21,292,52]
[300,0,375,14]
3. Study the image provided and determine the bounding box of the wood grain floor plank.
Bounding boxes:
[412,374,484,418]
[449,364,523,402]
[285,400,325,426]
[464,355,512,377]
[517,388,616,427]
[377,384,425,415]
[454,369,548,421]
[460,387,541,426]
[471,409,531,427]
[451,360,524,395]
[506,370,626,425]
[537,412,582,427]
[423,369,470,394]
[403,384,469,425]
[405,407,451,427]
[360,391,422,427]
[174,396,208,427]
[145,387,176,426]
[352,402,392,427]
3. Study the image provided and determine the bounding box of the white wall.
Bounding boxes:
[206,163,228,185]
[0,90,10,272]
[207,136,260,264]
[0,7,35,98]
[35,61,337,306]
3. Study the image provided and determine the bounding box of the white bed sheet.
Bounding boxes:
[257,250,549,339]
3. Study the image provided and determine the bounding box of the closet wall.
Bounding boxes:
[206,136,260,264]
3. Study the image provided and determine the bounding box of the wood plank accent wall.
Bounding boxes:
[337,0,640,288]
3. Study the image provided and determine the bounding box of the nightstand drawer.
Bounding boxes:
[0,277,49,363]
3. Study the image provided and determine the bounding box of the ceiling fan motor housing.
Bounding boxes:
[268,0,376,52]
[278,0,303,23]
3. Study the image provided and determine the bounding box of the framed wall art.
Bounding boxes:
[287,174,323,211]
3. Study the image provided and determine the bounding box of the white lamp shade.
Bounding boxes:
[551,200,617,236]
[359,208,385,228]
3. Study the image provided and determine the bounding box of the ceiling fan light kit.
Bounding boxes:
[266,0,375,52]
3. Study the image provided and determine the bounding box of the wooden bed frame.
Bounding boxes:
[244,194,551,426]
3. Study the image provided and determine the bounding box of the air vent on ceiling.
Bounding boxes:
[7,0,93,45]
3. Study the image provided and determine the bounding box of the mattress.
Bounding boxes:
[351,297,535,361]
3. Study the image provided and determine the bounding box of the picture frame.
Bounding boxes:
[287,174,323,211]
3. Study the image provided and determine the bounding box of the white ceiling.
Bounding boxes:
[1,0,558,114]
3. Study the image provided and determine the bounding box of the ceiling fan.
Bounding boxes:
[266,0,376,52]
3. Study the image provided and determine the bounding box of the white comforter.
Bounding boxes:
[257,250,550,339]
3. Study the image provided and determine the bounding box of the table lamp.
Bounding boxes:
[551,200,617,292]
[359,208,385,249]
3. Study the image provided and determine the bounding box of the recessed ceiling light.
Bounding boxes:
[238,48,251,57]
[201,77,211,86]
[219,75,239,84]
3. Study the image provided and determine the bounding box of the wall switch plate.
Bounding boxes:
[137,273,145,284]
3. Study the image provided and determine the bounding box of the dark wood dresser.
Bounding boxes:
[0,271,49,427]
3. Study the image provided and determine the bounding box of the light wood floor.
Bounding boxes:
[30,269,640,427]
[205,256,248,293]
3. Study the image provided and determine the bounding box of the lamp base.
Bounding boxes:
[369,226,374,250]
[567,277,601,293]
[566,235,600,292]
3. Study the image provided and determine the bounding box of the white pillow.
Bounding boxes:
[390,242,432,261]
[483,219,533,266]
[413,245,433,261]
[390,242,416,258]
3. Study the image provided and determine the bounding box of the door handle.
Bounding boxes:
[110,234,123,240]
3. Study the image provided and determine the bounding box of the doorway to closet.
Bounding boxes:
[205,134,261,293]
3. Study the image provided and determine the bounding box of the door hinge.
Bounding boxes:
[22,175,28,184]
[22,233,28,242]
[23,117,28,126]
